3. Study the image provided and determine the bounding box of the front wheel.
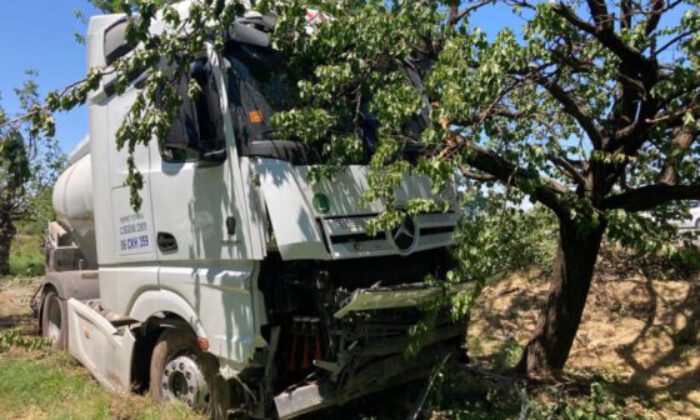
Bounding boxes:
[41,290,67,351]
[150,328,234,419]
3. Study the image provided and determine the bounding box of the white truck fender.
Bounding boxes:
[129,289,207,339]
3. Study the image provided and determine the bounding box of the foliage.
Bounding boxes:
[0,72,64,275]
[407,199,556,355]
[259,0,700,245]
[61,0,243,209]
[253,1,698,374]
[5,0,696,234]
[19,187,56,238]
[493,338,524,371]
[8,231,45,277]
[527,382,639,420]
[0,329,49,354]
[427,376,640,420]
[1,73,64,201]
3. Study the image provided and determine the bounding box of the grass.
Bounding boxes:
[8,233,45,278]
[492,338,524,372]
[0,350,203,420]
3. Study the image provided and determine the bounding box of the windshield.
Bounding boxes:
[225,44,429,164]
[225,44,297,146]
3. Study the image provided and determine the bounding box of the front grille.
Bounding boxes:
[329,232,387,244]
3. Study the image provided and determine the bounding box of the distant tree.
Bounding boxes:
[0,73,63,275]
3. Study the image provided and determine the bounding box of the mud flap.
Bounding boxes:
[67,298,135,393]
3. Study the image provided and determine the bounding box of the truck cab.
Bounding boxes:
[34,4,467,419]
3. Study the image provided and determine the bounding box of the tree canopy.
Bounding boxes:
[0,73,63,275]
[256,0,699,373]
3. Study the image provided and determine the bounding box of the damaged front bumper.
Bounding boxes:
[274,328,464,419]
[333,281,473,319]
[274,281,472,419]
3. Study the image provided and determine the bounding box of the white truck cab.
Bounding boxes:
[33,4,467,419]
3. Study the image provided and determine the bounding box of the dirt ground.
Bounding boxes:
[468,257,700,419]
[0,277,40,334]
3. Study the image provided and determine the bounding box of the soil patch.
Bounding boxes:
[468,259,700,419]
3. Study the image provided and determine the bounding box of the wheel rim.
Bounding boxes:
[45,297,62,344]
[161,354,210,411]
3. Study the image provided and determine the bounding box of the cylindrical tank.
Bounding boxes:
[52,153,97,267]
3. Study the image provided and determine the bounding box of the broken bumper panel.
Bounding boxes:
[275,282,472,419]
[334,281,474,318]
[274,338,460,419]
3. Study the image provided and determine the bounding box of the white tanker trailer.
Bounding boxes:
[31,3,469,419]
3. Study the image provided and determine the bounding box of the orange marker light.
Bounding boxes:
[197,337,210,351]
[249,110,264,124]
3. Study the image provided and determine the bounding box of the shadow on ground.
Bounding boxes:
[468,254,700,418]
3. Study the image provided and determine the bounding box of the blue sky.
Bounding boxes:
[0,0,101,154]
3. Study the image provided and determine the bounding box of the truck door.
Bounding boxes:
[147,51,266,363]
[148,53,262,263]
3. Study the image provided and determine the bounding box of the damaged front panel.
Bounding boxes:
[333,282,473,318]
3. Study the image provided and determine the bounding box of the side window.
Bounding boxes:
[158,59,226,163]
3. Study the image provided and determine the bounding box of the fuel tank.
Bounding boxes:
[52,137,97,267]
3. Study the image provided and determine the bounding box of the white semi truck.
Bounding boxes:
[32,4,467,419]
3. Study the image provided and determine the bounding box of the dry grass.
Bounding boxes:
[468,258,700,419]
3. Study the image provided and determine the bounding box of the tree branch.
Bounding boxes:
[459,165,497,182]
[655,30,693,57]
[533,74,604,149]
[603,184,700,211]
[658,128,697,186]
[548,154,589,189]
[644,0,665,35]
[620,0,632,30]
[459,137,571,214]
[586,0,611,28]
[449,0,496,26]
[551,3,655,77]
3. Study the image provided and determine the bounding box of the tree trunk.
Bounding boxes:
[0,214,16,276]
[516,217,607,378]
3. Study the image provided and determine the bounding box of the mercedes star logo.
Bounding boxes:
[390,216,418,253]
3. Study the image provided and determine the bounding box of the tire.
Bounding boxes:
[150,328,234,419]
[41,290,67,351]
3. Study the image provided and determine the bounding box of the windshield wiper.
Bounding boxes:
[258,128,286,140]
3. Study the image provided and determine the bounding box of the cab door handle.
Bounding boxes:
[226,216,236,236]
[157,232,178,253]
